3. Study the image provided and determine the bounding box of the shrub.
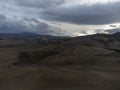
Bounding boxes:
[18,49,60,63]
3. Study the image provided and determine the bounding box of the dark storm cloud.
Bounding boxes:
[14,0,65,9]
[0,0,65,35]
[1,0,120,36]
[42,1,120,25]
[0,14,6,20]
[0,14,54,34]
[2,0,120,25]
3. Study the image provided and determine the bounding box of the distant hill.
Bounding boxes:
[0,32,38,38]
[0,32,71,47]
[0,32,70,40]
[66,32,120,50]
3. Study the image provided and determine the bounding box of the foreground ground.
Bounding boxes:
[0,34,120,90]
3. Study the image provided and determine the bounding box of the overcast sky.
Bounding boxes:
[0,0,120,36]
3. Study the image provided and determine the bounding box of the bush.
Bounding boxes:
[18,49,60,63]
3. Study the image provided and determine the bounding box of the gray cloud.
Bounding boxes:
[13,0,65,9]
[0,14,55,35]
[0,0,65,35]
[1,0,120,25]
[42,1,120,25]
[0,0,120,36]
[0,14,6,20]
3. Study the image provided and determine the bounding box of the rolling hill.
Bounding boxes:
[0,33,119,90]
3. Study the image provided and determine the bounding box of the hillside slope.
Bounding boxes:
[0,33,120,90]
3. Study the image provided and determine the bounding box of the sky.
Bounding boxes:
[0,0,120,36]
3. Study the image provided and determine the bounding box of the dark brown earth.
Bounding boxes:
[0,33,120,90]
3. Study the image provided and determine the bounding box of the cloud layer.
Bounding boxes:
[0,14,55,35]
[0,0,120,36]
[42,1,120,25]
